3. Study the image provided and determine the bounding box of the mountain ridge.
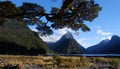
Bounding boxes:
[86,35,120,54]
[0,19,50,55]
[46,32,85,54]
[47,34,120,54]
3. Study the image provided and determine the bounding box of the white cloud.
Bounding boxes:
[55,28,73,35]
[40,27,74,42]
[97,29,112,36]
[40,35,61,42]
[101,36,112,40]
[31,28,38,32]
[107,36,112,40]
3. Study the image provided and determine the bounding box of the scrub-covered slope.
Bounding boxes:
[0,19,50,55]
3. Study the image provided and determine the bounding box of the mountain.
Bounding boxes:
[0,19,50,55]
[86,35,120,54]
[46,32,85,54]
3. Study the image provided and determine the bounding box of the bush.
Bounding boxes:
[53,55,62,67]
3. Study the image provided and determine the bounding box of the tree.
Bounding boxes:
[0,0,102,36]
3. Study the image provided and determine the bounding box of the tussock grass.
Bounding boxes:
[0,55,120,69]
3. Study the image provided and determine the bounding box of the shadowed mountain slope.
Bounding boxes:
[0,19,50,55]
[86,35,120,54]
[46,32,85,54]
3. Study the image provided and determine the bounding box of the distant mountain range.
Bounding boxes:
[46,32,120,54]
[86,35,120,54]
[46,32,85,54]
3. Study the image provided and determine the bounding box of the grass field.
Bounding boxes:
[0,55,120,69]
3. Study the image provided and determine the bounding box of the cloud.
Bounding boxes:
[101,36,112,40]
[40,35,61,42]
[55,27,73,35]
[107,36,112,40]
[31,28,38,32]
[97,29,112,36]
[40,27,74,42]
[97,29,112,41]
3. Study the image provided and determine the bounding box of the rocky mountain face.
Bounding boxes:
[0,19,50,55]
[86,35,120,54]
[46,32,85,54]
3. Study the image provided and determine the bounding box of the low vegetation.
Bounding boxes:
[0,55,120,69]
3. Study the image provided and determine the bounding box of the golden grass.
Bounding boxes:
[0,55,120,69]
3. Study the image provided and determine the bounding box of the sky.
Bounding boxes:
[4,0,120,48]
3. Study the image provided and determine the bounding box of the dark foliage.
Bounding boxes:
[0,0,102,36]
[3,64,20,69]
[0,41,46,55]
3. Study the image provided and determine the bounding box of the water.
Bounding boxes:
[43,54,120,57]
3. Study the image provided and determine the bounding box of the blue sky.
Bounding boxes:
[7,0,120,48]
